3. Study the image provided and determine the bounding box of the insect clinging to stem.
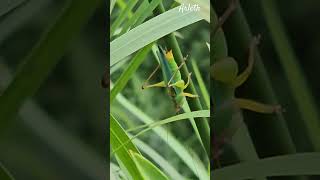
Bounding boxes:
[212,33,283,164]
[211,0,282,166]
[142,45,198,112]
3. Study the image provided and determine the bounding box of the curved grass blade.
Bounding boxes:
[110,0,116,14]
[112,110,209,154]
[110,43,153,103]
[111,6,203,66]
[261,0,320,151]
[110,114,143,180]
[133,0,163,27]
[212,153,320,179]
[114,93,209,180]
[119,0,149,35]
[110,0,138,37]
[191,59,210,108]
[0,0,102,131]
[130,150,170,180]
[0,162,14,180]
[133,138,185,180]
[0,0,50,44]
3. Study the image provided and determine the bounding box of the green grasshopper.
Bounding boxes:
[211,35,282,163]
[142,45,198,112]
[211,0,281,165]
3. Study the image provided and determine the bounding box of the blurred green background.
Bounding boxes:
[0,0,106,179]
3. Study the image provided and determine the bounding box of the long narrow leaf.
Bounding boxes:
[133,138,185,180]
[212,153,320,179]
[114,93,209,180]
[111,5,203,66]
[191,59,210,108]
[0,0,102,129]
[110,0,138,37]
[110,114,143,180]
[110,43,153,102]
[0,162,14,180]
[130,151,170,180]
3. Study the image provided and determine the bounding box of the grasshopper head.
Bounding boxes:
[211,57,238,84]
[165,50,174,61]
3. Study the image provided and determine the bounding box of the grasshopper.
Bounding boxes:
[142,45,198,112]
[211,35,282,163]
[211,0,281,165]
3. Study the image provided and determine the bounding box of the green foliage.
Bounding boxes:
[110,0,210,179]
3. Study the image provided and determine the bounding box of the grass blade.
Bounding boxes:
[110,0,116,14]
[134,0,163,27]
[110,0,138,37]
[133,138,185,180]
[212,153,320,179]
[111,6,203,66]
[0,162,14,180]
[130,150,170,180]
[191,59,210,108]
[261,0,320,151]
[110,43,153,103]
[119,0,150,35]
[114,93,209,180]
[0,0,102,130]
[110,114,144,180]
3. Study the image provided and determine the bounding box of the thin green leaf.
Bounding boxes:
[212,153,320,179]
[110,0,138,37]
[114,93,209,180]
[0,0,50,43]
[191,59,210,108]
[110,0,116,14]
[130,151,170,180]
[133,138,185,180]
[261,0,320,151]
[112,110,209,154]
[0,0,102,131]
[110,43,153,102]
[110,114,143,180]
[134,0,163,27]
[111,6,203,66]
[119,0,149,35]
[0,162,14,180]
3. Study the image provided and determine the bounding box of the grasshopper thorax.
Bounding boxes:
[211,57,238,84]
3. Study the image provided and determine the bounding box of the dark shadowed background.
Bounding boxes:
[0,0,107,179]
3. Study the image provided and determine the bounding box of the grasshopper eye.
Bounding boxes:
[211,57,238,84]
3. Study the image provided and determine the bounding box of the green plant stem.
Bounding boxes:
[0,0,102,132]
[154,2,210,157]
[261,0,320,151]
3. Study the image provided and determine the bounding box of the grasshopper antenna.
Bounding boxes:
[213,0,239,37]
